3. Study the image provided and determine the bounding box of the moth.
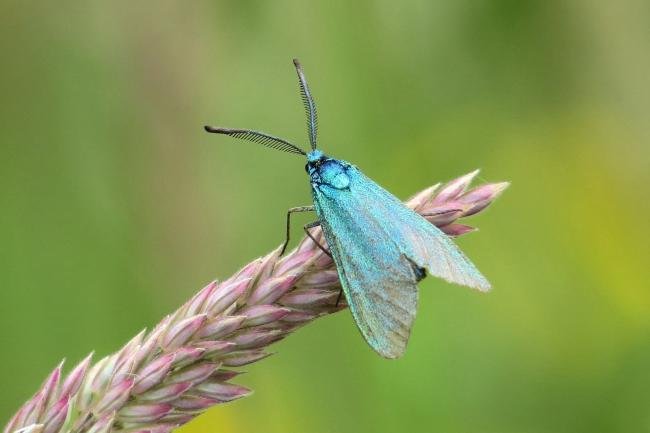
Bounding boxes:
[205,59,490,358]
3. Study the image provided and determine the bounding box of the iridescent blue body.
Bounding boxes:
[306,150,489,358]
[206,59,491,358]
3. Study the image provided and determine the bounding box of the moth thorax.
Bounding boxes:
[319,160,350,189]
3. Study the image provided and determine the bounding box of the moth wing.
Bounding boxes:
[357,170,491,292]
[333,234,419,359]
[313,166,490,358]
[313,177,420,359]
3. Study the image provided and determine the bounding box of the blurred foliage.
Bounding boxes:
[1,1,649,432]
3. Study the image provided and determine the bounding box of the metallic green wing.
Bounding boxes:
[312,163,489,358]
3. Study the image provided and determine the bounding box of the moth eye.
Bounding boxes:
[304,164,309,173]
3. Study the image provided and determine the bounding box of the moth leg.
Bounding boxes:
[335,290,344,307]
[303,221,331,257]
[281,206,315,255]
[420,208,464,218]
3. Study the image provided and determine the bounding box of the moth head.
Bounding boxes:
[305,149,327,173]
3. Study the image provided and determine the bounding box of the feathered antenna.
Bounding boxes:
[293,59,318,151]
[203,127,306,156]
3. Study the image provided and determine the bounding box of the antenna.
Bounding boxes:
[204,126,306,156]
[293,59,318,150]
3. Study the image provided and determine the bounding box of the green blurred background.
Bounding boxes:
[1,1,649,432]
